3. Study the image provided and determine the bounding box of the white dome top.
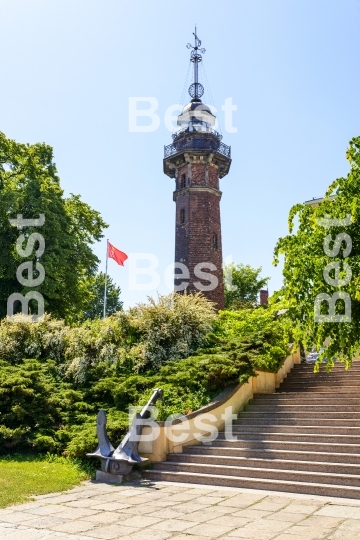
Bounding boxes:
[177,99,216,128]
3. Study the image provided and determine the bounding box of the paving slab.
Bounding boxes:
[4,479,360,540]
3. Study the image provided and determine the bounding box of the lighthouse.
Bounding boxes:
[163,29,232,309]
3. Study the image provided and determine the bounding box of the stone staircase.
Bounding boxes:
[144,362,360,498]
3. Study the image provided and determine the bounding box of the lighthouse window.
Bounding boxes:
[180,209,185,224]
[181,174,186,189]
[212,233,218,250]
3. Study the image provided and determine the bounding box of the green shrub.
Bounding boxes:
[0,315,68,364]
[212,308,291,372]
[33,434,59,453]
[0,299,291,458]
[0,359,63,452]
[126,292,216,370]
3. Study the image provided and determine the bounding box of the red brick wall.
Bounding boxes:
[208,164,218,189]
[174,162,224,309]
[191,163,206,186]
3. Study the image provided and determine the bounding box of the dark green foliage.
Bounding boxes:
[0,297,290,458]
[0,359,62,451]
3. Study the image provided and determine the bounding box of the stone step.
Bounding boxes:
[243,413,360,420]
[143,469,360,498]
[151,461,360,487]
[278,386,360,393]
[284,370,360,381]
[276,392,360,396]
[253,393,360,400]
[289,367,360,371]
[290,375,360,378]
[283,378,360,383]
[167,453,360,475]
[283,381,360,386]
[245,405,360,412]
[229,425,360,434]
[280,382,360,388]
[282,380,360,385]
[287,368,360,372]
[289,373,360,378]
[235,417,360,426]
[292,363,360,368]
[292,364,360,369]
[288,369,360,374]
[289,375,360,378]
[210,438,360,453]
[216,431,360,443]
[243,407,360,415]
[185,445,360,464]
[251,398,360,406]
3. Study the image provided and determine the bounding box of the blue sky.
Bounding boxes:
[1,0,360,308]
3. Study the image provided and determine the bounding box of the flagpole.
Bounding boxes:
[103,239,109,319]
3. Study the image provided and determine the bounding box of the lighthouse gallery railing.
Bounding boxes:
[164,136,231,159]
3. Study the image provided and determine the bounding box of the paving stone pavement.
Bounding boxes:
[2,480,360,540]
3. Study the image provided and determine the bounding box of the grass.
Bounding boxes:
[0,454,94,508]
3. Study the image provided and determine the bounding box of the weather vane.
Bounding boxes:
[186,26,206,99]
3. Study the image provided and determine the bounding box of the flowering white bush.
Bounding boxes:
[128,292,216,370]
[0,293,216,379]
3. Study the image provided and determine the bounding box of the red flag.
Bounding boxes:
[107,241,128,266]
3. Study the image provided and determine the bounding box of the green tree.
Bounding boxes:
[81,272,123,321]
[273,136,360,367]
[223,263,269,309]
[0,131,108,321]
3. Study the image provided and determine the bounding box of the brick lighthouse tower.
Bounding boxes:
[163,29,231,309]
